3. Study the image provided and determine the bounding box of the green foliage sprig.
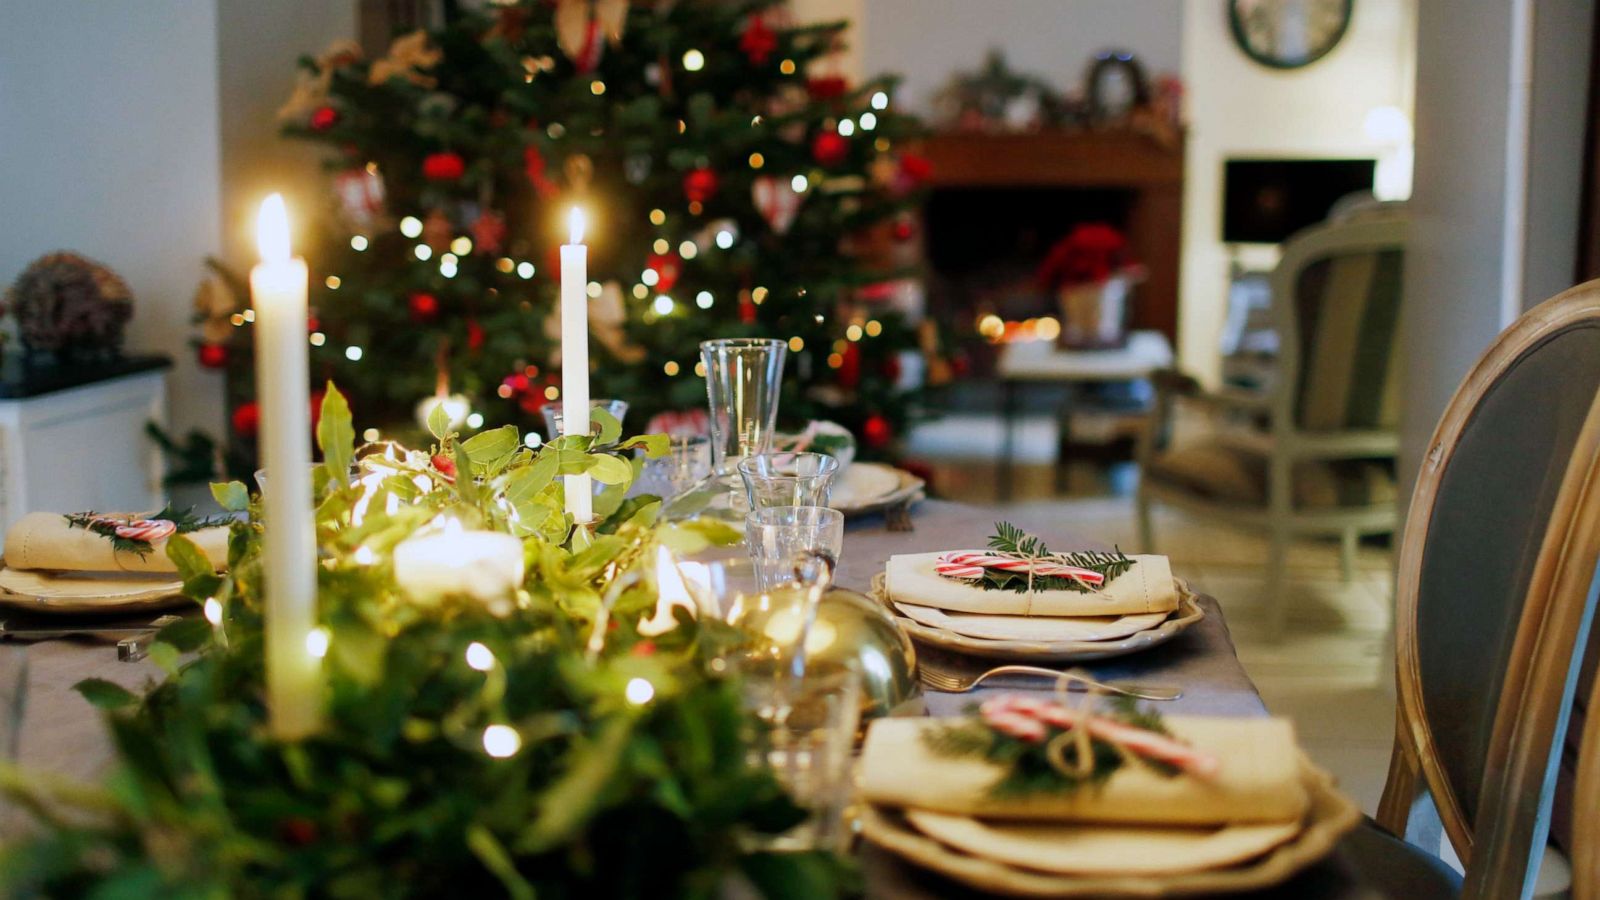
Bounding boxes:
[922,696,1179,798]
[1,383,849,898]
[63,504,231,558]
[966,521,1135,594]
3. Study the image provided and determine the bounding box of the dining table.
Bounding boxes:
[1,498,1417,897]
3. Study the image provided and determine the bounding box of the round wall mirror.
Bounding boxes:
[1228,0,1354,70]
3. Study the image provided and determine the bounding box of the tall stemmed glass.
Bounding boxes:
[700,338,787,476]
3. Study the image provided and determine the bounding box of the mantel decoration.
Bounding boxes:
[0,385,855,897]
[176,0,938,487]
[4,251,134,359]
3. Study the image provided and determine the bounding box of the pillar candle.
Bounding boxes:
[560,207,593,523]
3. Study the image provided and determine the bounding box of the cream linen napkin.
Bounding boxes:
[4,512,229,574]
[860,715,1308,826]
[886,551,1178,617]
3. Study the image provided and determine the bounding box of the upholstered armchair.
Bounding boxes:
[1136,214,1408,639]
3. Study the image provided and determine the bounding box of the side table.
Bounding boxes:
[995,331,1174,501]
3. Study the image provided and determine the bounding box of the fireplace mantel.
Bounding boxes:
[917,130,1185,341]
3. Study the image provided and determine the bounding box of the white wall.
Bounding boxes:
[1178,0,1417,383]
[860,0,1184,115]
[0,1,225,437]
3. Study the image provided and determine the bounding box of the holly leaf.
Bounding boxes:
[318,383,355,481]
[505,452,559,503]
[209,481,249,513]
[619,433,669,458]
[587,454,633,485]
[165,534,214,584]
[591,407,622,445]
[155,616,213,653]
[74,678,137,710]
[462,426,520,475]
[426,402,452,440]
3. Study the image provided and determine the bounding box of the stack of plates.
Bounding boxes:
[0,566,187,614]
[830,462,924,517]
[871,572,1204,663]
[862,757,1361,897]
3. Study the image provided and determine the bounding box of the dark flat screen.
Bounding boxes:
[1222,158,1376,244]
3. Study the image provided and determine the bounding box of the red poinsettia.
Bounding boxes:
[1036,223,1134,289]
[422,151,465,181]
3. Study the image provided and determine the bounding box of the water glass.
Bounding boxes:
[741,665,863,852]
[701,338,787,475]
[636,435,712,502]
[541,398,630,441]
[746,506,844,592]
[738,452,839,510]
[0,646,27,838]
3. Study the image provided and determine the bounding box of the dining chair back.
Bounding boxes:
[1572,647,1600,900]
[1379,282,1600,898]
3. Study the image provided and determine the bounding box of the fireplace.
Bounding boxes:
[916,130,1185,342]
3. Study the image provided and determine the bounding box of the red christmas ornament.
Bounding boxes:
[467,318,485,352]
[277,817,319,847]
[880,353,903,383]
[863,413,893,449]
[523,146,558,199]
[646,252,681,292]
[422,151,466,181]
[892,217,917,242]
[306,315,320,333]
[197,343,229,369]
[812,131,849,167]
[806,76,849,101]
[231,401,260,438]
[409,292,440,322]
[837,341,861,389]
[740,14,778,65]
[471,211,507,255]
[683,167,719,204]
[310,106,339,131]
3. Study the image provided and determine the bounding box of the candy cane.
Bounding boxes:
[115,519,177,542]
[983,694,1219,779]
[935,551,1105,585]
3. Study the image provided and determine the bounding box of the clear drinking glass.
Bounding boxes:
[0,645,27,838]
[636,435,713,503]
[738,452,839,510]
[746,506,844,592]
[701,338,787,476]
[542,398,630,441]
[741,665,863,852]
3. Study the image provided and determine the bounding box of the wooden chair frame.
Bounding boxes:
[1377,283,1600,898]
[1137,216,1407,639]
[1576,665,1600,899]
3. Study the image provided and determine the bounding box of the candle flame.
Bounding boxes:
[568,206,585,245]
[257,193,292,264]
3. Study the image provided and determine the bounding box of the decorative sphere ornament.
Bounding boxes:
[683,166,719,204]
[408,292,440,321]
[197,342,229,369]
[804,587,922,735]
[811,131,849,167]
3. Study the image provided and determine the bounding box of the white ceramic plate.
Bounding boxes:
[861,758,1362,897]
[0,566,188,614]
[871,573,1204,663]
[892,603,1170,643]
[831,463,925,517]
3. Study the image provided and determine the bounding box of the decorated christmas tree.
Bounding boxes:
[194,0,930,476]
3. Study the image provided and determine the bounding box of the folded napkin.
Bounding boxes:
[886,551,1177,617]
[860,715,1308,826]
[4,512,229,575]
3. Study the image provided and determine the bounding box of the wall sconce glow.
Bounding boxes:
[257,194,291,264]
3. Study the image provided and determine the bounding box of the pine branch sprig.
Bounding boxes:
[971,521,1135,593]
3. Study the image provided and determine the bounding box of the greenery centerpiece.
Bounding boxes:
[0,386,851,898]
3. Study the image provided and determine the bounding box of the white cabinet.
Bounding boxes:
[0,362,168,530]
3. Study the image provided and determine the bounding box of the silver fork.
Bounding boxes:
[919,664,1182,700]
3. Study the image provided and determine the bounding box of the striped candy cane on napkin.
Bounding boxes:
[934,551,1107,587]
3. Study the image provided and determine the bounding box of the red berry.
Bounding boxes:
[309,106,339,131]
[409,292,439,321]
[812,132,849,167]
[198,343,229,369]
[430,452,457,482]
[422,151,465,181]
[631,640,657,657]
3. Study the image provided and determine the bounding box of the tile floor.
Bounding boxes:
[911,447,1399,816]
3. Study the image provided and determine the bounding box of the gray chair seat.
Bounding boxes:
[1147,441,1397,510]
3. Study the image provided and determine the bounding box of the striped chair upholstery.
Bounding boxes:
[1292,248,1406,431]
